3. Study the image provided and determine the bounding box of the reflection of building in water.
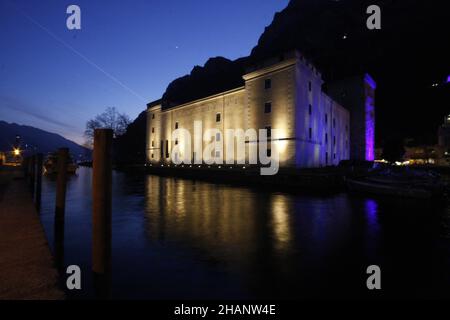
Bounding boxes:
[143,176,386,297]
[270,195,292,252]
[146,51,376,168]
[143,176,294,268]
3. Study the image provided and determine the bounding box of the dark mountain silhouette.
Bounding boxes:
[249,0,449,146]
[161,56,249,110]
[0,120,90,159]
[117,0,449,163]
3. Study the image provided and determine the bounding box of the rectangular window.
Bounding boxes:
[325,152,328,165]
[151,140,154,147]
[265,79,271,89]
[216,132,221,141]
[308,81,312,91]
[152,114,155,119]
[333,118,336,128]
[215,151,221,158]
[325,133,328,144]
[152,127,154,133]
[160,140,164,158]
[309,127,312,139]
[309,104,312,115]
[175,122,178,129]
[151,153,154,158]
[267,148,272,157]
[265,126,271,138]
[216,113,221,122]
[325,114,328,124]
[264,102,271,113]
[334,153,336,159]
[333,136,336,146]
[175,139,178,145]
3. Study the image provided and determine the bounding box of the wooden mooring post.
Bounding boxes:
[35,153,43,211]
[92,129,113,274]
[23,156,29,178]
[92,129,113,296]
[29,155,36,193]
[55,148,69,219]
[54,148,69,271]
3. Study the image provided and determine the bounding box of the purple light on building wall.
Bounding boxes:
[365,107,375,161]
[364,74,376,161]
[447,75,450,83]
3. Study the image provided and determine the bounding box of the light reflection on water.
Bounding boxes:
[39,167,450,299]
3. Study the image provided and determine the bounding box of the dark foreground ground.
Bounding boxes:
[0,166,63,300]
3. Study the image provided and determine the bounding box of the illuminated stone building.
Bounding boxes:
[146,51,375,168]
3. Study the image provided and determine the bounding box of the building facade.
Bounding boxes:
[146,51,372,168]
[327,74,376,161]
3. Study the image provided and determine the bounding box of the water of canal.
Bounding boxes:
[39,167,450,299]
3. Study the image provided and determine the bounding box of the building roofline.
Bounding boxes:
[146,99,162,109]
[154,86,246,113]
[243,57,297,81]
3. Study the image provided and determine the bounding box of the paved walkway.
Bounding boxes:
[0,167,64,299]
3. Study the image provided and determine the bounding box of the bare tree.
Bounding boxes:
[84,107,131,146]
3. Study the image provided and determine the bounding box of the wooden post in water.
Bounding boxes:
[54,148,68,271]
[35,153,43,211]
[92,129,113,276]
[55,148,69,219]
[23,156,29,178]
[30,155,36,193]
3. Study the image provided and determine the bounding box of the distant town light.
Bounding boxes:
[13,148,20,156]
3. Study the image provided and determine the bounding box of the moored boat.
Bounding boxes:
[346,167,445,199]
[346,177,435,199]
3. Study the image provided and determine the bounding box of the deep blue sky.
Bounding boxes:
[0,0,289,144]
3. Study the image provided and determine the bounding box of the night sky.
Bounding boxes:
[0,0,289,144]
